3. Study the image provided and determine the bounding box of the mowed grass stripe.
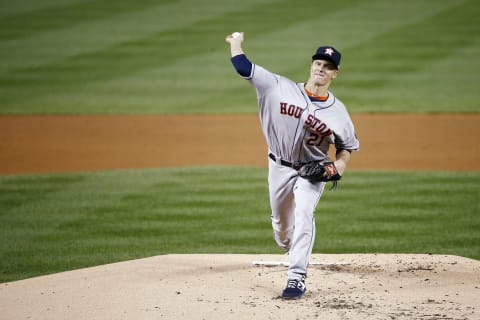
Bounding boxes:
[0,0,171,40]
[312,171,480,257]
[0,0,352,113]
[0,0,444,114]
[0,0,84,18]
[84,0,470,114]
[0,0,287,113]
[258,0,463,78]
[0,167,271,281]
[0,0,478,114]
[0,0,278,75]
[335,0,480,112]
[0,168,478,282]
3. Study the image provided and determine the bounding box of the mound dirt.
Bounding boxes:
[1,254,478,319]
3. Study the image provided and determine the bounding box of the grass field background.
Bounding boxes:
[1,169,479,282]
[1,0,479,282]
[0,0,479,114]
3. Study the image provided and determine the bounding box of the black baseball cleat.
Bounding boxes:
[281,276,306,299]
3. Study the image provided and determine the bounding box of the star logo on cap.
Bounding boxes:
[324,48,334,56]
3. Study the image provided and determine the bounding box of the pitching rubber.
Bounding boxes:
[251,261,349,267]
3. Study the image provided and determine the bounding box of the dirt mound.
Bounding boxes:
[1,254,478,319]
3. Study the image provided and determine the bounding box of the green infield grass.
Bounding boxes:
[0,0,479,114]
[1,168,478,282]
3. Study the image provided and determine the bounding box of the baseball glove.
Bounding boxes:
[298,161,342,189]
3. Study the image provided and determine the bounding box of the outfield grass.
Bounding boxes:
[1,168,478,282]
[0,0,479,114]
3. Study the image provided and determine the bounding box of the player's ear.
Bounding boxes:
[331,69,339,79]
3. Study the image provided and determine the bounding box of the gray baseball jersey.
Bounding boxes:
[244,64,360,163]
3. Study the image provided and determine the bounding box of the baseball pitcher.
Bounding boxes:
[225,32,360,299]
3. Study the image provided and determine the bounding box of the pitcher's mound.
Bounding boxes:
[1,254,479,319]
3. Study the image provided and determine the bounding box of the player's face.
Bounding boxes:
[309,60,338,86]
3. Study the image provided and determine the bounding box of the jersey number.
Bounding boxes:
[306,133,325,146]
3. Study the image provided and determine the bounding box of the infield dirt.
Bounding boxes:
[1,113,479,174]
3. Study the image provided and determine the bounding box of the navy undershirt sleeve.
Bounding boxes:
[231,54,253,77]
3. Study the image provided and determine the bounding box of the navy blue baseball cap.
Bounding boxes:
[312,46,341,69]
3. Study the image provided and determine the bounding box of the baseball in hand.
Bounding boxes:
[232,32,241,39]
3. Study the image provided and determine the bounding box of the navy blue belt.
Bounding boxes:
[268,153,304,170]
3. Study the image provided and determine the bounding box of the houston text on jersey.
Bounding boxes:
[279,101,332,136]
